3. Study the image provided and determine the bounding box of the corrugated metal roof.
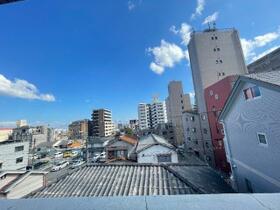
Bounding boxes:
[245,70,280,87]
[169,166,234,193]
[31,165,196,198]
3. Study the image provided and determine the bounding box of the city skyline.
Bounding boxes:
[1,0,280,128]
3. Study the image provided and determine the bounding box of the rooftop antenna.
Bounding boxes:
[213,21,217,30]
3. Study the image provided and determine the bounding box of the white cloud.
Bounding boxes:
[191,0,205,20]
[128,1,136,11]
[202,12,219,25]
[241,29,280,62]
[148,40,185,74]
[0,74,55,102]
[170,23,192,46]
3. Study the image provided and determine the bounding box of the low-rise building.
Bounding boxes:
[0,171,46,199]
[132,134,178,164]
[0,128,13,143]
[68,119,90,140]
[0,140,29,171]
[105,135,137,161]
[219,70,280,193]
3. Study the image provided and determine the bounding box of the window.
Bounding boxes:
[201,114,206,121]
[157,154,171,163]
[192,128,196,133]
[0,162,2,170]
[187,137,191,141]
[191,116,195,121]
[217,47,220,51]
[187,127,190,132]
[15,145,24,152]
[186,117,188,121]
[257,133,267,145]
[243,86,261,100]
[215,36,218,40]
[209,90,213,96]
[16,157,23,163]
[203,128,208,134]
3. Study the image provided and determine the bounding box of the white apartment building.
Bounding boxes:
[188,28,248,113]
[138,103,151,130]
[166,81,192,145]
[138,99,167,130]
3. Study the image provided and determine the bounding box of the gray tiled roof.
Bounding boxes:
[245,70,280,87]
[31,165,196,198]
[169,166,234,193]
[136,134,175,153]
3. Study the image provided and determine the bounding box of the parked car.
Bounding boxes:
[71,160,85,169]
[51,161,69,172]
[92,152,106,163]
[63,151,72,158]
[33,160,49,169]
[92,153,101,162]
[54,152,63,159]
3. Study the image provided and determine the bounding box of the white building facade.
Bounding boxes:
[219,71,280,193]
[138,99,167,130]
[0,141,29,171]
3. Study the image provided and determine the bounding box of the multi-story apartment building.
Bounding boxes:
[68,119,90,140]
[138,123,176,145]
[188,28,248,113]
[138,103,152,130]
[248,47,280,74]
[0,140,29,170]
[166,81,192,145]
[138,98,167,130]
[91,109,114,137]
[219,70,280,193]
[182,111,215,167]
[150,99,168,128]
[204,76,237,174]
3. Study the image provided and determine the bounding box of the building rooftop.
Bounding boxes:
[245,69,280,87]
[0,171,47,194]
[136,134,175,153]
[3,193,280,210]
[30,164,233,198]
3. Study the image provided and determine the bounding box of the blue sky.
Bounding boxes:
[0,0,280,128]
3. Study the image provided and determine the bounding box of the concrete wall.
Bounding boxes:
[137,145,178,164]
[188,29,247,113]
[223,82,280,192]
[0,141,29,170]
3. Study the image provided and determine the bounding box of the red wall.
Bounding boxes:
[204,76,237,174]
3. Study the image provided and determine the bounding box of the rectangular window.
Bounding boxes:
[203,128,208,134]
[0,162,2,170]
[257,133,267,145]
[157,154,171,163]
[192,128,196,133]
[243,86,261,100]
[191,116,195,121]
[15,146,24,152]
[16,157,23,163]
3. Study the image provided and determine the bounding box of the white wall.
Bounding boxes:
[0,141,29,170]
[137,145,178,164]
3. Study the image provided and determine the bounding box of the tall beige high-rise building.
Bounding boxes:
[91,109,114,137]
[188,28,248,112]
[166,81,192,145]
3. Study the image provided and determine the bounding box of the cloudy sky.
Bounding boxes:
[0,0,279,127]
